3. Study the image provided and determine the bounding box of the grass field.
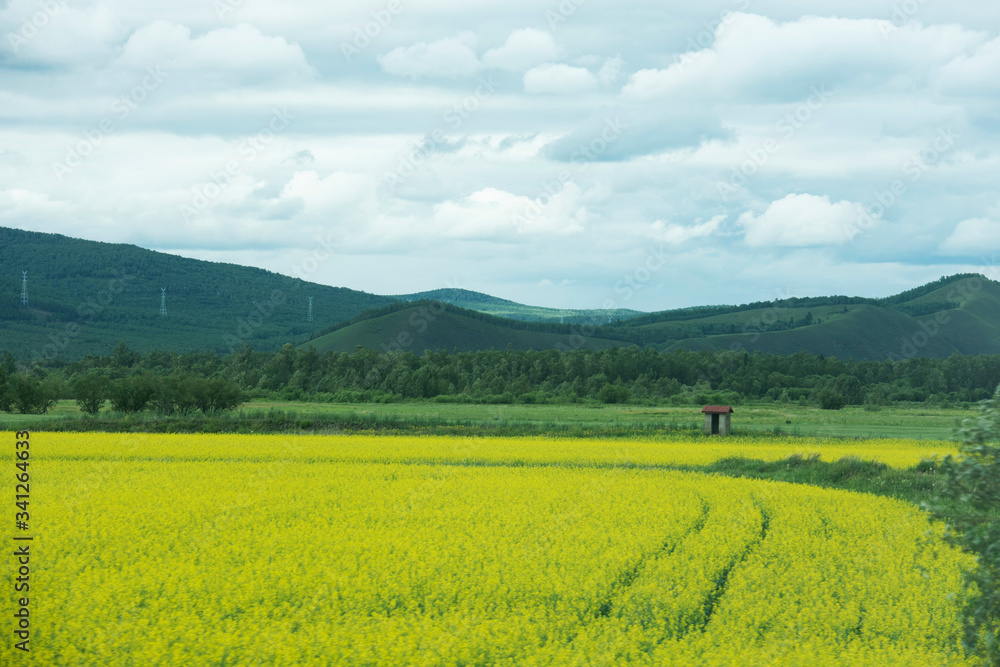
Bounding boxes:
[3,431,979,666]
[0,400,977,440]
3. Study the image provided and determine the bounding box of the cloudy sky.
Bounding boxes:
[2,1,1000,312]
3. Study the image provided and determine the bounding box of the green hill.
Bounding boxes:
[301,301,630,354]
[3,226,1000,363]
[0,227,394,360]
[630,275,1000,360]
[393,288,643,324]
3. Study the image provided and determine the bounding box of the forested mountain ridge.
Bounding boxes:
[304,275,1000,361]
[0,226,394,359]
[2,226,1000,362]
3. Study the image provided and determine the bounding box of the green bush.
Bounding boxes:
[818,388,845,410]
[597,384,630,404]
[930,384,1000,663]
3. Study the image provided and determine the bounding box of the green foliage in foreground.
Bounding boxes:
[930,385,1000,663]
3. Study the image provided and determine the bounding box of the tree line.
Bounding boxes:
[1,342,1000,415]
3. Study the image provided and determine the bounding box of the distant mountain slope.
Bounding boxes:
[3,226,999,362]
[645,275,1000,360]
[302,301,629,354]
[393,288,644,324]
[0,227,394,360]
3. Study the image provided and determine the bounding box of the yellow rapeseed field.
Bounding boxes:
[33,431,958,468]
[2,432,976,665]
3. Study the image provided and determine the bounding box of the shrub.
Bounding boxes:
[598,384,631,404]
[818,388,845,410]
[929,384,1000,663]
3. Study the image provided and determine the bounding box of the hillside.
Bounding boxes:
[638,275,1000,360]
[393,288,644,324]
[3,226,999,362]
[302,301,630,354]
[0,227,394,360]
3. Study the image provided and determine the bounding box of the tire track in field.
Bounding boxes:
[592,497,712,620]
[691,499,771,635]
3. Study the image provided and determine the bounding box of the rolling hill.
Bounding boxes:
[0,227,643,361]
[617,274,1000,360]
[301,274,1000,360]
[3,226,1000,362]
[301,301,629,354]
[392,288,644,324]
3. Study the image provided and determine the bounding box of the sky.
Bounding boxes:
[2,0,1000,313]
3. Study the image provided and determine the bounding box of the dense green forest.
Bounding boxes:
[2,342,999,415]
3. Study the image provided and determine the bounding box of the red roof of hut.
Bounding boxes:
[701,406,734,414]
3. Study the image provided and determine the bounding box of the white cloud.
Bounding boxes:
[377,32,481,78]
[0,1,124,66]
[433,185,587,240]
[115,22,313,83]
[596,55,625,86]
[739,194,866,247]
[649,215,724,245]
[523,63,598,95]
[940,218,1000,254]
[482,28,560,72]
[0,188,64,220]
[623,13,983,102]
[936,35,1000,96]
[2,4,1000,308]
[280,170,370,207]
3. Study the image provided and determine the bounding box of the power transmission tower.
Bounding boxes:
[307,296,314,322]
[19,271,27,307]
[160,288,167,316]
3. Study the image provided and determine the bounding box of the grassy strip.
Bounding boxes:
[3,409,705,438]
[683,455,995,520]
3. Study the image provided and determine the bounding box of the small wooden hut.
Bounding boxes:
[702,406,733,436]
